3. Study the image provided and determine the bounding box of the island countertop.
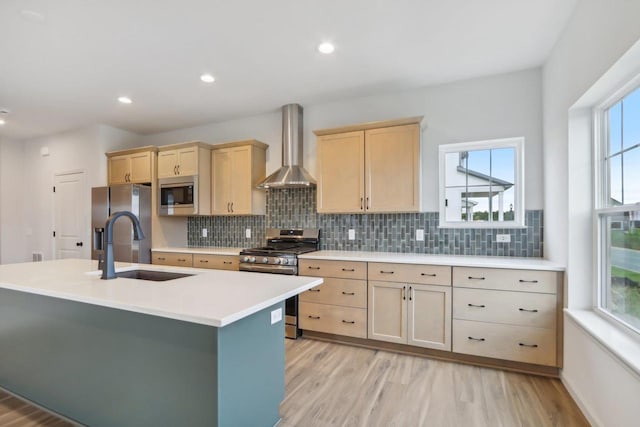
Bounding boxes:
[0,259,323,327]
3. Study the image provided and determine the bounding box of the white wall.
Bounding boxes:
[542,1,640,425]
[21,125,140,261]
[141,68,544,212]
[0,138,27,263]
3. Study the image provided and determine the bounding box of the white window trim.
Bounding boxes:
[438,137,525,229]
[593,74,640,337]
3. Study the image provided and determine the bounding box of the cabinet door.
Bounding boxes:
[368,280,407,344]
[129,151,152,183]
[365,124,420,212]
[157,151,179,178]
[177,147,198,176]
[317,131,365,213]
[229,146,252,214]
[211,149,231,214]
[108,155,130,184]
[408,284,451,351]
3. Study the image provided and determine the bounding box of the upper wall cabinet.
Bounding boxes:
[106,146,157,185]
[211,140,268,215]
[314,117,423,214]
[157,142,210,178]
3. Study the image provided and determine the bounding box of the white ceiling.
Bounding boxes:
[0,0,577,140]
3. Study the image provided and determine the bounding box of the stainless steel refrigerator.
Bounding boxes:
[91,184,152,264]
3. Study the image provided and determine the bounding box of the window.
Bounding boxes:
[438,137,524,228]
[597,84,640,333]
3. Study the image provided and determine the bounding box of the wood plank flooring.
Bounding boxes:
[0,338,589,426]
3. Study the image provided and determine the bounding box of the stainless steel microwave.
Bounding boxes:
[159,176,199,216]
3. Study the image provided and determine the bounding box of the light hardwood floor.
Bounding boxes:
[1,338,589,427]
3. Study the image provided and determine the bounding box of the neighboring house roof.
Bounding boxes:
[456,166,513,189]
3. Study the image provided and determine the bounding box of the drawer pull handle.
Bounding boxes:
[223,261,233,265]
[341,291,355,295]
[421,273,437,277]
[308,289,321,293]
[342,320,356,324]
[518,308,539,313]
[468,336,485,342]
[519,279,539,283]
[467,303,486,308]
[177,258,187,262]
[342,268,355,272]
[157,257,166,261]
[380,270,395,274]
[519,343,538,348]
[308,315,320,320]
[308,266,321,270]
[468,276,485,280]
[199,260,209,263]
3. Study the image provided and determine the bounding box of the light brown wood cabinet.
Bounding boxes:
[368,263,452,351]
[151,251,193,267]
[211,140,267,215]
[157,142,208,178]
[298,259,368,338]
[314,117,422,214]
[451,267,562,367]
[106,147,157,185]
[193,254,238,271]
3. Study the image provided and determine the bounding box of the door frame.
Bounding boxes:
[52,169,89,260]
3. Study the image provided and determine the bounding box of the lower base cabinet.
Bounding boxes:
[151,252,193,267]
[299,302,367,338]
[152,251,239,271]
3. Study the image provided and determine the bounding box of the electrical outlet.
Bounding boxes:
[245,228,251,239]
[496,234,511,243]
[416,229,425,241]
[271,308,282,325]
[201,228,208,238]
[348,229,356,240]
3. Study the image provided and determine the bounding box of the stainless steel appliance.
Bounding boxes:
[159,176,199,216]
[91,184,151,264]
[239,228,320,339]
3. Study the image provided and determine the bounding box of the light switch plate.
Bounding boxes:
[416,229,425,241]
[496,234,511,243]
[201,228,208,238]
[271,308,282,325]
[348,229,356,240]
[246,228,251,239]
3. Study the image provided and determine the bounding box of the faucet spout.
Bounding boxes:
[101,211,145,280]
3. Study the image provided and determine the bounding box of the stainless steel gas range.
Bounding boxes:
[239,228,320,339]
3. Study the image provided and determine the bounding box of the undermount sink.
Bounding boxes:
[115,270,194,282]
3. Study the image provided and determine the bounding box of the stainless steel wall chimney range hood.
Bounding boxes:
[257,104,316,188]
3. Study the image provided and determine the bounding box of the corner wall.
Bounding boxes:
[0,138,27,263]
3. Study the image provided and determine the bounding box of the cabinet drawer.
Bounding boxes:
[452,319,557,366]
[299,278,367,308]
[453,288,556,329]
[299,302,367,338]
[368,262,451,286]
[193,254,238,271]
[453,267,558,294]
[152,252,193,267]
[299,259,366,280]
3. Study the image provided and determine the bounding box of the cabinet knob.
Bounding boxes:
[518,342,538,348]
[76,242,83,247]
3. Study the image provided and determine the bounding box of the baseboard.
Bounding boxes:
[560,373,602,427]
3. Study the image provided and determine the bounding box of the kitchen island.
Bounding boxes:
[0,259,322,427]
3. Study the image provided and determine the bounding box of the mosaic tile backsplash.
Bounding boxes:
[188,188,543,257]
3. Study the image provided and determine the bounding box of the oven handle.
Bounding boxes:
[239,263,297,274]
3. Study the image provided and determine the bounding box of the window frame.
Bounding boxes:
[594,76,640,336]
[438,137,525,229]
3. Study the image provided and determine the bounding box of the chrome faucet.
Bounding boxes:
[101,211,145,280]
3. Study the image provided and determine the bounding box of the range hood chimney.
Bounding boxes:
[257,104,316,188]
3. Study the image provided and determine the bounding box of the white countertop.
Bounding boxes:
[153,247,242,255]
[0,259,322,327]
[298,251,565,271]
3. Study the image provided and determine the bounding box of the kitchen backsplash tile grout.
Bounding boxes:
[188,188,543,257]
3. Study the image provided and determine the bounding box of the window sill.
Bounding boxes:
[564,308,640,379]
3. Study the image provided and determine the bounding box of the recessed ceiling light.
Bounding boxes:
[0,119,5,126]
[118,96,132,104]
[20,9,46,23]
[200,73,215,83]
[318,42,335,54]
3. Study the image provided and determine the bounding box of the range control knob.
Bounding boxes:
[280,258,288,265]
[273,258,281,264]
[249,257,256,263]
[262,257,269,264]
[242,256,250,262]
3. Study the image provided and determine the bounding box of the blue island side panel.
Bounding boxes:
[0,288,286,427]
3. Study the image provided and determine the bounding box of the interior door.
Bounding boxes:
[54,171,88,259]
